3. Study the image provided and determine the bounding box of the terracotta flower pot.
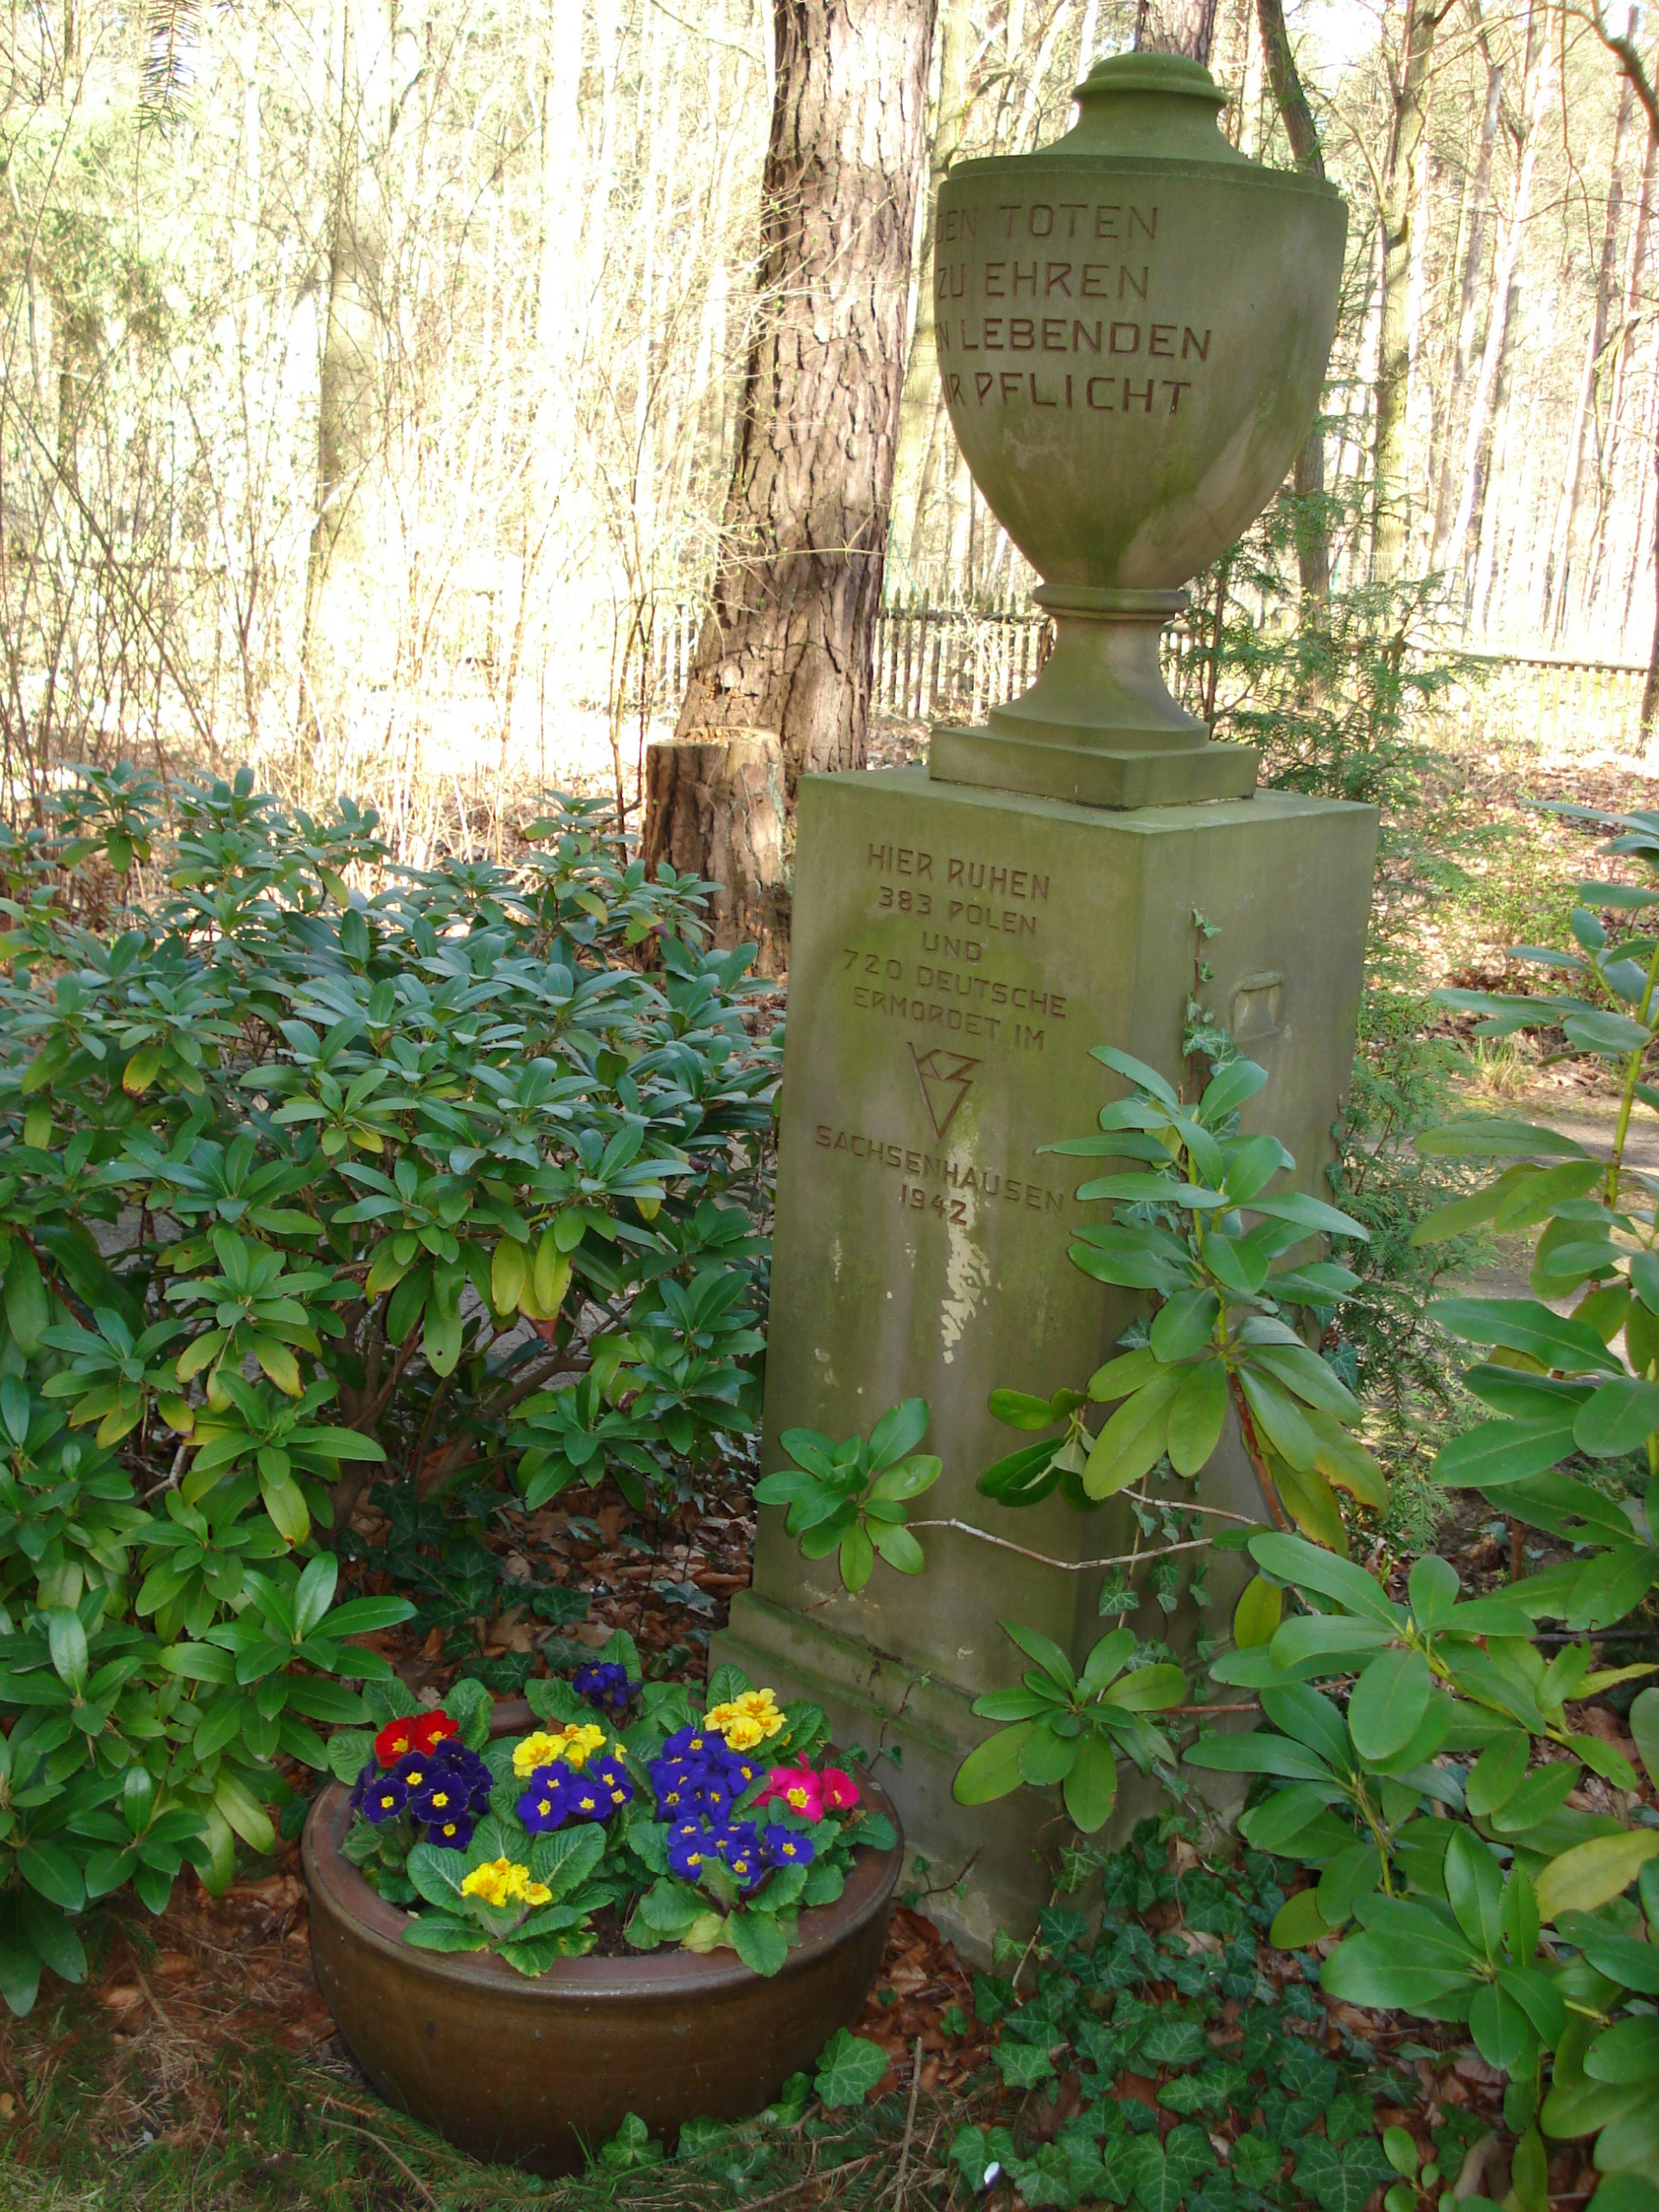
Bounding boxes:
[302,1699,902,2172]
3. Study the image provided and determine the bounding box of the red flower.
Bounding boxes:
[373,1711,457,1765]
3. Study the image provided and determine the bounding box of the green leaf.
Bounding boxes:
[1348,1647,1432,1763]
[403,1916,491,1954]
[1083,1369,1182,1497]
[1428,1297,1619,1374]
[838,1522,874,1592]
[1248,1532,1403,1625]
[953,1725,1033,1805]
[868,1521,925,1574]
[988,1389,1058,1431]
[1319,1931,1476,2012]
[1293,2135,1395,2212]
[1630,1687,1659,1789]
[1445,1827,1504,1960]
[812,2027,888,2108]
[868,1398,929,1471]
[1535,1829,1659,1921]
[1233,1573,1281,1647]
[1017,1722,1079,1786]
[1062,1733,1118,1832]
[1166,1359,1229,1477]
[1434,1413,1580,1489]
[1237,1365,1317,1470]
[1270,1887,1334,1949]
[728,1907,791,1977]
[993,2039,1057,2089]
[1151,1287,1221,1362]
[1574,1376,1659,1459]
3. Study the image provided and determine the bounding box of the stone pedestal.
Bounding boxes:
[714,767,1376,1959]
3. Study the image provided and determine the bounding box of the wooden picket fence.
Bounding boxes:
[619,596,1656,757]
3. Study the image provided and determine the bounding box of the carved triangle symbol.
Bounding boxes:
[907,1046,979,1142]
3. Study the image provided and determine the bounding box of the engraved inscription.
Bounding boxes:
[934,198,1218,416]
[813,1124,1069,1214]
[909,1046,978,1141]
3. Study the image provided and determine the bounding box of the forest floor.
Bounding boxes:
[2,718,1657,2209]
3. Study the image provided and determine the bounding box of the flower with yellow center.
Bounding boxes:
[704,1687,784,1747]
[511,1723,607,1777]
[461,1857,551,1909]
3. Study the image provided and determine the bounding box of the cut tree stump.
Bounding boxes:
[640,729,790,976]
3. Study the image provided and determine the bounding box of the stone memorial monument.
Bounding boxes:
[713,54,1378,1958]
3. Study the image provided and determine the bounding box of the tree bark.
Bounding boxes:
[672,0,939,800]
[1371,0,1441,582]
[1255,0,1330,602]
[1135,0,1220,61]
[1440,3,1552,593]
[1586,129,1656,615]
[1429,47,1502,566]
[1544,54,1635,640]
[641,734,790,976]
[302,0,391,685]
[888,2,974,589]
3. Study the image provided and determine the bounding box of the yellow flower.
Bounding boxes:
[705,1687,784,1746]
[461,1857,550,1909]
[461,1857,518,1907]
[511,1722,607,1777]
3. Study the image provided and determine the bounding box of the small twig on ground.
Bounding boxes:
[306,2105,442,2210]
[891,2037,924,2211]
[739,2150,884,2212]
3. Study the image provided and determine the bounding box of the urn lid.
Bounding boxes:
[1064,50,1251,167]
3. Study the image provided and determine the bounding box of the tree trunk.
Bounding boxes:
[1440,7,1552,593]
[1641,441,1659,751]
[888,2,974,588]
[1255,0,1329,602]
[302,0,391,685]
[672,0,939,800]
[641,734,790,975]
[1371,0,1440,582]
[1544,58,1635,641]
[1586,130,1656,619]
[1135,0,1219,60]
[1429,49,1502,566]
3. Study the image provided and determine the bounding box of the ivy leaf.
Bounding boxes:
[1293,2136,1394,2212]
[993,2039,1056,2089]
[812,2027,888,2108]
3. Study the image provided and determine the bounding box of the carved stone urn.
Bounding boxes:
[928,52,1346,809]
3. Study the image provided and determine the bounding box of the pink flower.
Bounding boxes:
[756,1764,824,1820]
[819,1767,860,1812]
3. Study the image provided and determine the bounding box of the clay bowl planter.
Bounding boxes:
[302,1699,902,2172]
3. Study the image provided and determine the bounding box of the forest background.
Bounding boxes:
[8,0,1659,852]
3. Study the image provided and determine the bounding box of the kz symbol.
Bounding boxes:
[908,1046,979,1142]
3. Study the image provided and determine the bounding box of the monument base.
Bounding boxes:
[931,722,1260,810]
[715,769,1376,1962]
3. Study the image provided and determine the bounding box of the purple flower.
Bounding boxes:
[518,1767,574,1833]
[410,1773,471,1826]
[348,1759,377,1815]
[563,1772,608,1822]
[362,1773,409,1824]
[667,1826,712,1879]
[761,1823,816,1868]
[589,1759,633,1811]
[574,1662,638,1719]
[424,1809,476,1850]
